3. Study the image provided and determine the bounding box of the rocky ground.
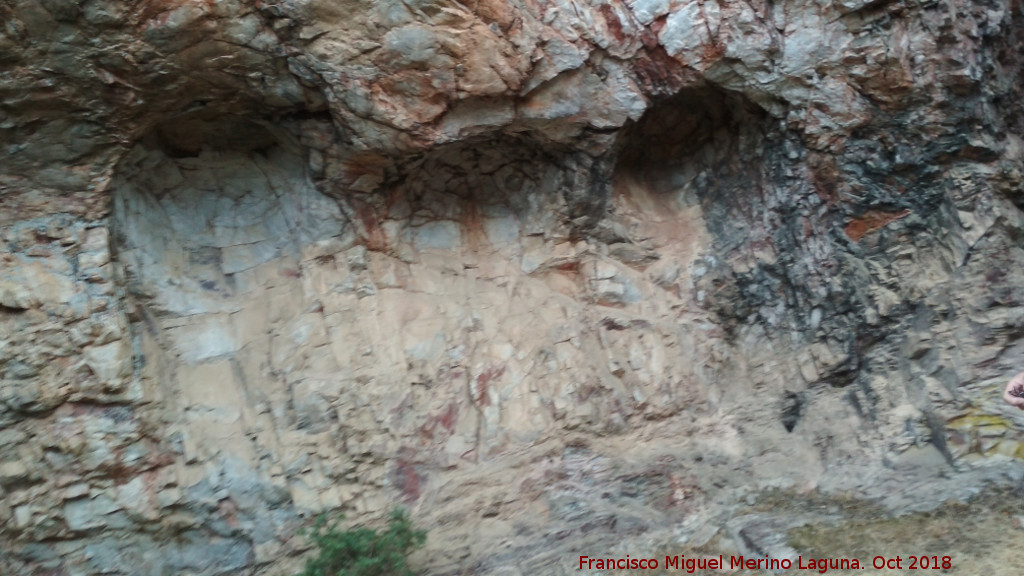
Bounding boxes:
[611,484,1024,576]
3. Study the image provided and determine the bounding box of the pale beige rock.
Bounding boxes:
[0,461,29,485]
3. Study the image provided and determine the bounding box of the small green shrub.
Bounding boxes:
[296,508,427,576]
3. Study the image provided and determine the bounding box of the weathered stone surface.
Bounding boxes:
[3,0,1024,574]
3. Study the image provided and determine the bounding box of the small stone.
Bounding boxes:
[13,506,31,529]
[0,460,29,484]
[64,495,121,531]
[163,512,199,530]
[0,277,34,309]
[254,540,284,564]
[82,341,131,389]
[157,486,183,508]
[62,483,91,500]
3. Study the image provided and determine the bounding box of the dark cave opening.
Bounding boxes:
[612,85,770,203]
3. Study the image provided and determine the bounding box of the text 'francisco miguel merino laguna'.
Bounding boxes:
[579,554,883,573]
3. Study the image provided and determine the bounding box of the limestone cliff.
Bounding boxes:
[2,0,1024,574]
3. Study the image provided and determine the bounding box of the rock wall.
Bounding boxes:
[3,0,1024,574]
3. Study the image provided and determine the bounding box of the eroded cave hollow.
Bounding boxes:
[101,97,734,570]
[97,82,923,576]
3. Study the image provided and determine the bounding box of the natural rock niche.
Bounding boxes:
[2,0,1024,574]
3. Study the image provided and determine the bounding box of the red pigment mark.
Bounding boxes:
[807,152,840,204]
[460,201,487,252]
[702,40,725,63]
[374,72,451,123]
[650,14,668,35]
[668,473,702,508]
[576,381,600,402]
[102,451,139,485]
[137,0,178,25]
[438,401,458,432]
[556,260,581,273]
[633,46,696,95]
[420,401,459,440]
[350,198,388,252]
[218,498,240,528]
[844,209,910,241]
[394,454,422,503]
[474,365,505,406]
[638,24,660,50]
[599,5,626,43]
[473,0,516,30]
[340,151,391,192]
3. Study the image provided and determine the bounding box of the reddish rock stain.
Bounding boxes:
[420,401,459,440]
[845,209,910,241]
[599,5,626,44]
[394,456,422,503]
[350,198,388,252]
[474,365,505,406]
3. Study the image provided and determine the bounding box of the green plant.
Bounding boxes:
[296,508,427,576]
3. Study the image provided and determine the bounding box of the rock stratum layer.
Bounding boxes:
[3,0,1024,574]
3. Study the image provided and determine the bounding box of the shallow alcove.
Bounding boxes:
[104,101,739,575]
[612,85,770,208]
[600,86,775,319]
[105,113,360,573]
[110,111,357,436]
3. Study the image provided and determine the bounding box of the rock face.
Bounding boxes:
[3,0,1024,574]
